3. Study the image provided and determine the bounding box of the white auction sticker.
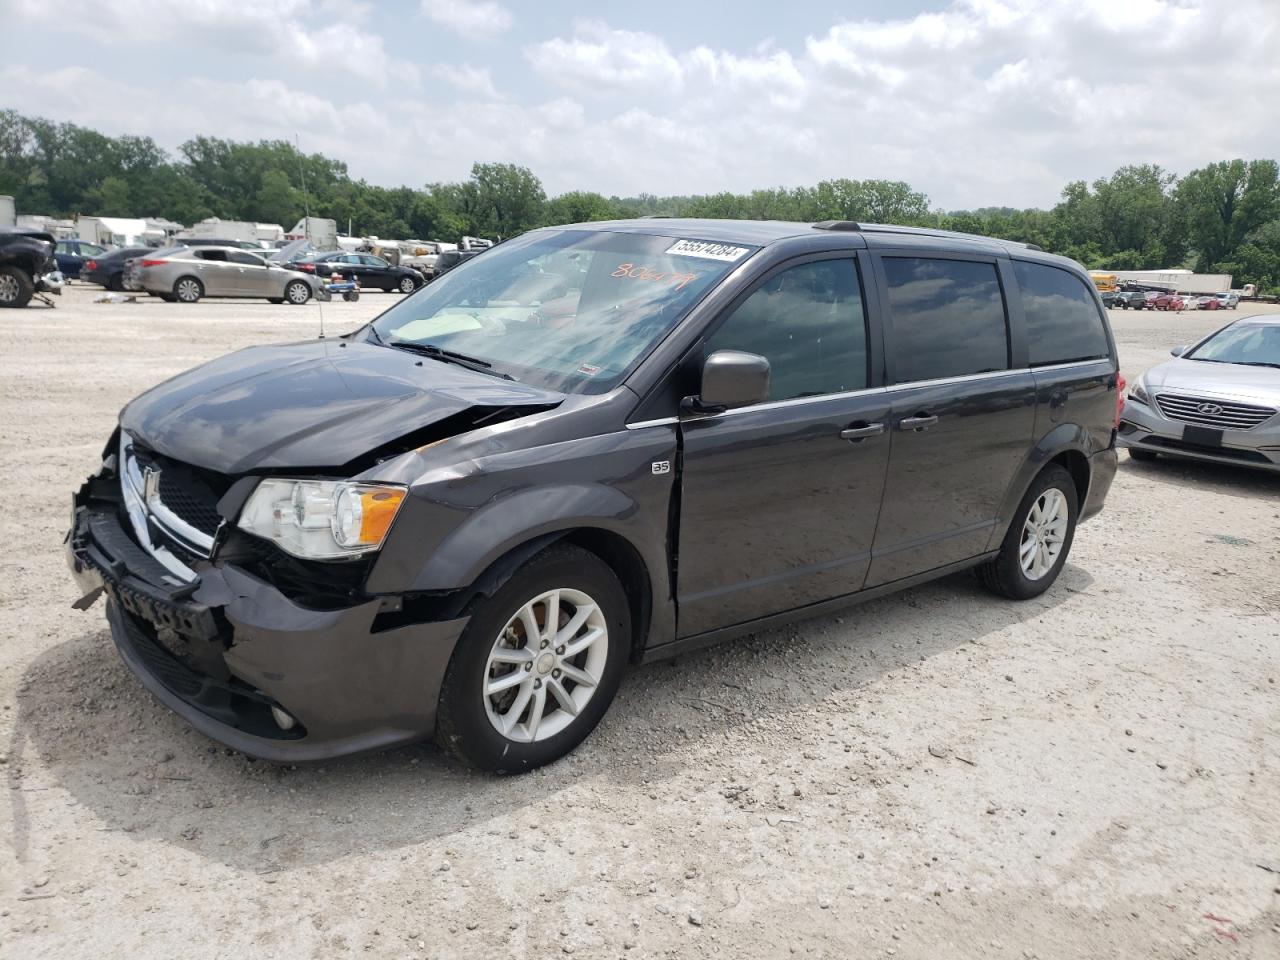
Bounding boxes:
[664,239,752,262]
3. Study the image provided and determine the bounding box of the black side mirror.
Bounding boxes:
[1170,345,1187,357]
[684,350,770,414]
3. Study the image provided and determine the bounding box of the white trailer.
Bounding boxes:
[0,195,14,228]
[286,217,338,251]
[1111,269,1232,295]
[179,218,284,244]
[77,216,155,247]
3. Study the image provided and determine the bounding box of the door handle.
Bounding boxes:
[840,422,885,441]
[899,414,939,431]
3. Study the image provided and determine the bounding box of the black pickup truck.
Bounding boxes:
[0,228,61,307]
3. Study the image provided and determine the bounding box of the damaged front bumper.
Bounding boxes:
[66,477,468,762]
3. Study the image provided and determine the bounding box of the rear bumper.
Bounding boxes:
[1080,446,1117,522]
[1118,399,1280,472]
[67,488,467,762]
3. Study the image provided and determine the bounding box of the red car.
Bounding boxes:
[1152,293,1185,311]
[1195,295,1222,310]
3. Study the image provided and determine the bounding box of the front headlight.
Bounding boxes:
[237,479,407,559]
[1128,377,1150,404]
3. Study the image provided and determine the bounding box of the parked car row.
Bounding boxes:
[1107,289,1240,311]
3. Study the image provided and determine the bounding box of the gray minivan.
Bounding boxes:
[67,219,1120,771]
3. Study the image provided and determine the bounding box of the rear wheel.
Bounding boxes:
[1128,448,1159,462]
[173,276,203,303]
[435,544,630,772]
[284,279,311,304]
[0,266,34,308]
[978,464,1077,600]
[106,273,124,292]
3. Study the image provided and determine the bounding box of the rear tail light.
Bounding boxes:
[85,260,97,271]
[296,263,315,272]
[139,259,166,268]
[1115,374,1126,427]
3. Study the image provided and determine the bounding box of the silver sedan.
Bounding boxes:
[126,246,329,304]
[1118,314,1280,472]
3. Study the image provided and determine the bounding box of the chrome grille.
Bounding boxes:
[119,434,220,581]
[1154,393,1276,430]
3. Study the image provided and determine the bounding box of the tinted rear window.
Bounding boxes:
[883,257,1009,382]
[1015,261,1110,366]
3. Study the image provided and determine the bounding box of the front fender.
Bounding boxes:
[405,482,640,592]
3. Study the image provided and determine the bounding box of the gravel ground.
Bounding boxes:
[2,285,1278,959]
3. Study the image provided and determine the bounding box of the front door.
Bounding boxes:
[865,254,1035,586]
[228,251,274,296]
[676,256,891,637]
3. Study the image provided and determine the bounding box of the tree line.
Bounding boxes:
[4,110,1280,292]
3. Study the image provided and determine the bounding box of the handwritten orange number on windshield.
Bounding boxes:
[612,263,699,292]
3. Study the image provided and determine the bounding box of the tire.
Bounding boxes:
[977,464,1078,600]
[0,266,35,308]
[398,275,416,294]
[343,291,359,302]
[284,279,311,305]
[173,276,203,303]
[435,543,630,772]
[267,297,284,304]
[158,293,177,302]
[1128,448,1159,462]
[107,273,124,292]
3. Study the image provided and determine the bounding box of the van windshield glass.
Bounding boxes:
[367,229,755,394]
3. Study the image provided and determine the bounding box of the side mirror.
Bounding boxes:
[685,350,770,414]
[1170,345,1188,357]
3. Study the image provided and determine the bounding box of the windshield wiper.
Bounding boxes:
[1233,360,1280,369]
[388,341,515,380]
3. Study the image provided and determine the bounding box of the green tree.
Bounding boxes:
[254,169,300,227]
[466,162,546,238]
[544,191,618,225]
[1174,159,1280,271]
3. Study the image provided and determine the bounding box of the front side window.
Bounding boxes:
[363,255,388,267]
[1015,260,1110,366]
[883,257,1009,383]
[704,259,868,402]
[370,229,757,394]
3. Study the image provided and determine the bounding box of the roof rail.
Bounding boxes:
[812,220,1042,251]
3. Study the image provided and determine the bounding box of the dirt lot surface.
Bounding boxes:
[2,285,1278,959]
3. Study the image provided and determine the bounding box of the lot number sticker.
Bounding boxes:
[665,239,752,262]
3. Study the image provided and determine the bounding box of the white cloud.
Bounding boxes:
[4,0,420,88]
[4,0,1280,209]
[421,0,512,40]
[429,63,501,100]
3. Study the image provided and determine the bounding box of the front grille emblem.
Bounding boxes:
[143,465,160,502]
[1196,402,1224,416]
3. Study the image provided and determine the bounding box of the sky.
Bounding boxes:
[2,0,1278,210]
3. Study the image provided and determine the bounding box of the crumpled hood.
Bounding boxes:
[120,339,562,473]
[1143,358,1280,406]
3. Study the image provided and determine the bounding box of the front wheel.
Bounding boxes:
[398,275,416,294]
[0,266,35,308]
[173,276,203,303]
[284,279,311,304]
[978,464,1078,600]
[435,544,630,772]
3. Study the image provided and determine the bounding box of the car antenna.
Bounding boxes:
[296,133,325,339]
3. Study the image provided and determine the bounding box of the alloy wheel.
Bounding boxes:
[1019,488,1068,580]
[399,276,415,293]
[287,281,310,304]
[176,279,200,302]
[482,588,608,743]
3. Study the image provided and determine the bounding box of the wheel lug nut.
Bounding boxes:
[540,640,549,649]
[524,662,532,671]
[552,668,561,679]
[555,645,565,655]
[533,679,542,689]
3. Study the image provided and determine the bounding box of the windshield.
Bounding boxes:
[1188,322,1280,366]
[367,229,756,393]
